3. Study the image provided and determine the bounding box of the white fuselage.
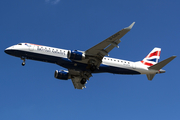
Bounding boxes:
[4,43,159,75]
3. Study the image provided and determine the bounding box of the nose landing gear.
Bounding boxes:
[21,57,26,66]
[22,62,25,66]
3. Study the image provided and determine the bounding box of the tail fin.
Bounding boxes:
[141,47,161,67]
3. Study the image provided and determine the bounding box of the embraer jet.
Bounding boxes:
[4,22,176,89]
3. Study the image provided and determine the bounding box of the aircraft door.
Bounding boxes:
[29,45,35,51]
[132,63,136,69]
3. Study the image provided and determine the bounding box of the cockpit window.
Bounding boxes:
[17,43,22,45]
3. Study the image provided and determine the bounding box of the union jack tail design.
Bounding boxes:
[141,47,161,67]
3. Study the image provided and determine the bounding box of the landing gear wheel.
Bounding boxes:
[21,57,26,66]
[80,78,86,84]
[22,62,25,66]
[90,64,96,72]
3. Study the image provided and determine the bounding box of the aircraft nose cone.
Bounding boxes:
[4,48,12,55]
[4,49,9,54]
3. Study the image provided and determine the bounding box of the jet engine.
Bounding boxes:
[67,50,85,60]
[54,70,70,80]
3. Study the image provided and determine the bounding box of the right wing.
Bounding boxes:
[85,22,135,68]
[85,22,135,57]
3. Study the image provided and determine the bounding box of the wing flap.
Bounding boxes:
[104,39,121,53]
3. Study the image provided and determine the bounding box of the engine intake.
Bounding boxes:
[67,50,85,60]
[54,70,70,80]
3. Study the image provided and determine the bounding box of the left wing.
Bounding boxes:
[71,77,86,89]
[69,69,92,89]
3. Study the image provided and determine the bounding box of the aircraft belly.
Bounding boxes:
[95,64,141,74]
[6,49,140,75]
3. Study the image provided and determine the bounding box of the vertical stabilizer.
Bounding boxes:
[141,48,161,67]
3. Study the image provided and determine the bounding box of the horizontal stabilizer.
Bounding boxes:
[148,56,176,70]
[146,74,156,80]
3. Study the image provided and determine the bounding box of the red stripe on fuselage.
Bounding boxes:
[29,43,42,46]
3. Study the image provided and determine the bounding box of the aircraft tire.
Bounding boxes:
[22,62,25,66]
[80,78,86,84]
[90,65,96,71]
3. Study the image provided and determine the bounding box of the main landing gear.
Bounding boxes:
[88,59,97,72]
[21,57,26,66]
[90,64,96,72]
[80,78,87,84]
[79,71,92,85]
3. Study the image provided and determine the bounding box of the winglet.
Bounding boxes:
[125,22,135,30]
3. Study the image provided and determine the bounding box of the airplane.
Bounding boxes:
[4,22,176,89]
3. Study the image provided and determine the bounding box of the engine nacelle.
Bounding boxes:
[54,70,70,80]
[67,50,85,61]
